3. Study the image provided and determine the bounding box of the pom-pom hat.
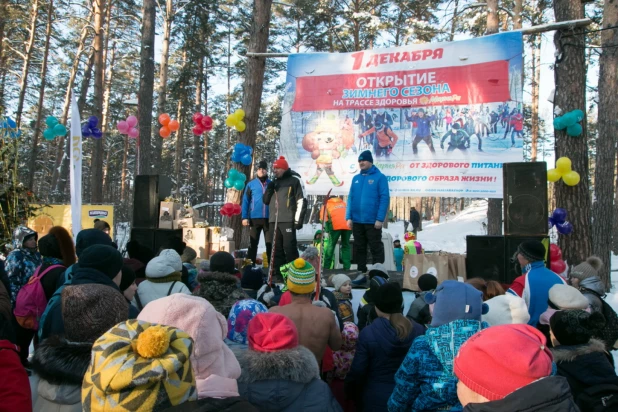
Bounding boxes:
[286,258,316,294]
[248,312,299,352]
[273,156,289,170]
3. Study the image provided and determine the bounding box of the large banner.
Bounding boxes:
[28,204,114,238]
[70,94,83,237]
[279,32,523,197]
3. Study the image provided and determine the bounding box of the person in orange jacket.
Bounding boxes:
[358,118,399,158]
[320,197,352,270]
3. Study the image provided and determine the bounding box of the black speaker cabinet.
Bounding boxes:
[130,228,182,254]
[133,175,172,228]
[504,235,550,284]
[503,162,548,236]
[466,235,506,282]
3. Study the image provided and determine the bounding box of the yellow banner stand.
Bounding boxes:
[28,205,114,238]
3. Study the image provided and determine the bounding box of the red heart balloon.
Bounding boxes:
[550,259,567,274]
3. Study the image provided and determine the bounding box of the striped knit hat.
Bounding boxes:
[286,258,316,294]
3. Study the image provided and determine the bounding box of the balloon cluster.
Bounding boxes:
[547,157,580,186]
[224,168,247,191]
[553,109,584,137]
[549,208,573,235]
[192,113,213,135]
[158,113,180,138]
[549,243,567,274]
[0,116,20,139]
[43,116,67,141]
[225,109,246,132]
[117,115,139,138]
[231,143,253,165]
[220,202,242,217]
[82,116,102,139]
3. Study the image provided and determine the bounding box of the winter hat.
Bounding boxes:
[358,150,373,163]
[454,324,553,401]
[273,156,289,170]
[12,225,37,249]
[257,160,268,170]
[75,228,114,257]
[181,247,197,263]
[82,320,197,410]
[364,275,388,304]
[248,312,299,352]
[550,309,606,346]
[367,262,389,279]
[138,294,242,399]
[331,274,351,292]
[226,299,269,345]
[333,322,359,380]
[425,280,488,327]
[482,294,530,326]
[200,260,210,272]
[418,273,438,292]
[78,244,123,280]
[93,219,111,232]
[119,265,136,292]
[547,284,589,310]
[210,251,236,274]
[241,265,264,290]
[62,284,129,343]
[340,322,359,352]
[375,282,404,314]
[286,258,316,294]
[145,249,183,278]
[517,240,546,263]
[570,256,603,281]
[37,233,62,259]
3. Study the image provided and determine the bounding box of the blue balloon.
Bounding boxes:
[88,116,98,127]
[566,123,582,137]
[241,153,252,166]
[552,208,568,224]
[92,128,103,139]
[571,109,584,122]
[82,124,91,136]
[556,221,573,235]
[247,146,253,154]
[553,117,566,131]
[7,118,16,128]
[231,153,240,163]
[548,217,555,229]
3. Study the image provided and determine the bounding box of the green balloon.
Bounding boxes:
[229,168,239,179]
[233,180,245,191]
[53,123,67,136]
[239,172,247,182]
[45,116,59,128]
[224,178,233,189]
[43,128,56,141]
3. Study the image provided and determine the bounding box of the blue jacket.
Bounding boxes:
[388,319,488,412]
[393,247,404,271]
[406,112,435,138]
[242,178,270,220]
[346,317,424,411]
[346,165,389,224]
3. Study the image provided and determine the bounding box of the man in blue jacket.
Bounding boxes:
[406,108,436,154]
[242,160,271,264]
[346,150,390,273]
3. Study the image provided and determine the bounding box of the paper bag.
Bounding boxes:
[403,254,450,291]
[183,228,209,259]
[441,252,467,281]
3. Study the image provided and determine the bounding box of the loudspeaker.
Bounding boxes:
[504,235,550,284]
[133,175,172,228]
[466,236,505,282]
[130,228,183,253]
[503,162,548,236]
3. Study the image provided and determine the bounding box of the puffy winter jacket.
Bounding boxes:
[263,169,307,224]
[134,279,191,309]
[5,226,42,306]
[388,319,487,412]
[242,178,270,220]
[405,112,435,137]
[345,317,424,411]
[346,165,389,224]
[0,340,32,411]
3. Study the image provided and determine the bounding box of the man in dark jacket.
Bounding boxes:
[406,108,436,154]
[454,324,579,412]
[242,160,271,264]
[263,156,307,275]
[346,150,389,273]
[409,206,420,236]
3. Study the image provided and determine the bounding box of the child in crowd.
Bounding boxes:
[465,277,505,301]
[537,284,591,347]
[331,322,359,412]
[181,246,199,291]
[356,263,389,330]
[241,265,265,299]
[482,293,530,326]
[403,232,422,255]
[346,282,425,412]
[225,299,269,358]
[388,281,488,412]
[393,239,404,271]
[331,274,354,323]
[406,273,437,326]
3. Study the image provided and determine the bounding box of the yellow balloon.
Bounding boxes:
[556,157,572,174]
[562,170,580,186]
[234,109,245,119]
[236,121,246,132]
[547,168,561,182]
[225,115,237,127]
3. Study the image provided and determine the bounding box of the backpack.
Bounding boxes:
[576,384,618,411]
[13,264,64,330]
[584,288,618,350]
[134,281,178,311]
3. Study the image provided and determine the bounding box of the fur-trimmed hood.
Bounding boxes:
[197,271,240,285]
[551,338,607,362]
[238,346,319,384]
[194,271,248,318]
[31,337,92,386]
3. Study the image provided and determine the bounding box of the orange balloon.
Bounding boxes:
[168,119,180,132]
[159,126,171,138]
[158,113,171,126]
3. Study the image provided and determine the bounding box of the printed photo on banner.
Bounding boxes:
[278,32,524,198]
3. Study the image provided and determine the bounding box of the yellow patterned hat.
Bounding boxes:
[82,319,197,411]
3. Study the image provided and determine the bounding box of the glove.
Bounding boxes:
[295,222,303,230]
[375,221,383,230]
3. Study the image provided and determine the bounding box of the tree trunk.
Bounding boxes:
[553,0,592,264]
[191,56,203,193]
[530,35,540,162]
[174,98,184,195]
[154,0,174,173]
[592,0,618,290]
[513,0,523,29]
[27,0,54,189]
[138,0,156,175]
[485,0,499,35]
[449,0,459,41]
[231,0,273,248]
[90,0,106,203]
[15,0,40,128]
[101,41,116,198]
[0,0,9,110]
[120,134,129,201]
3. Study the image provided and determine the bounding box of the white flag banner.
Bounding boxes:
[70,93,82,238]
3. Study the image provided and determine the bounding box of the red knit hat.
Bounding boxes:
[272,156,289,170]
[248,313,298,352]
[454,324,553,401]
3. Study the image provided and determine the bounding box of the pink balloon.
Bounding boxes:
[128,128,139,138]
[126,115,138,127]
[117,121,129,134]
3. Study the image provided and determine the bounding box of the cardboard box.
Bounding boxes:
[209,241,236,255]
[209,227,222,243]
[183,228,209,259]
[175,217,195,229]
[159,202,179,229]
